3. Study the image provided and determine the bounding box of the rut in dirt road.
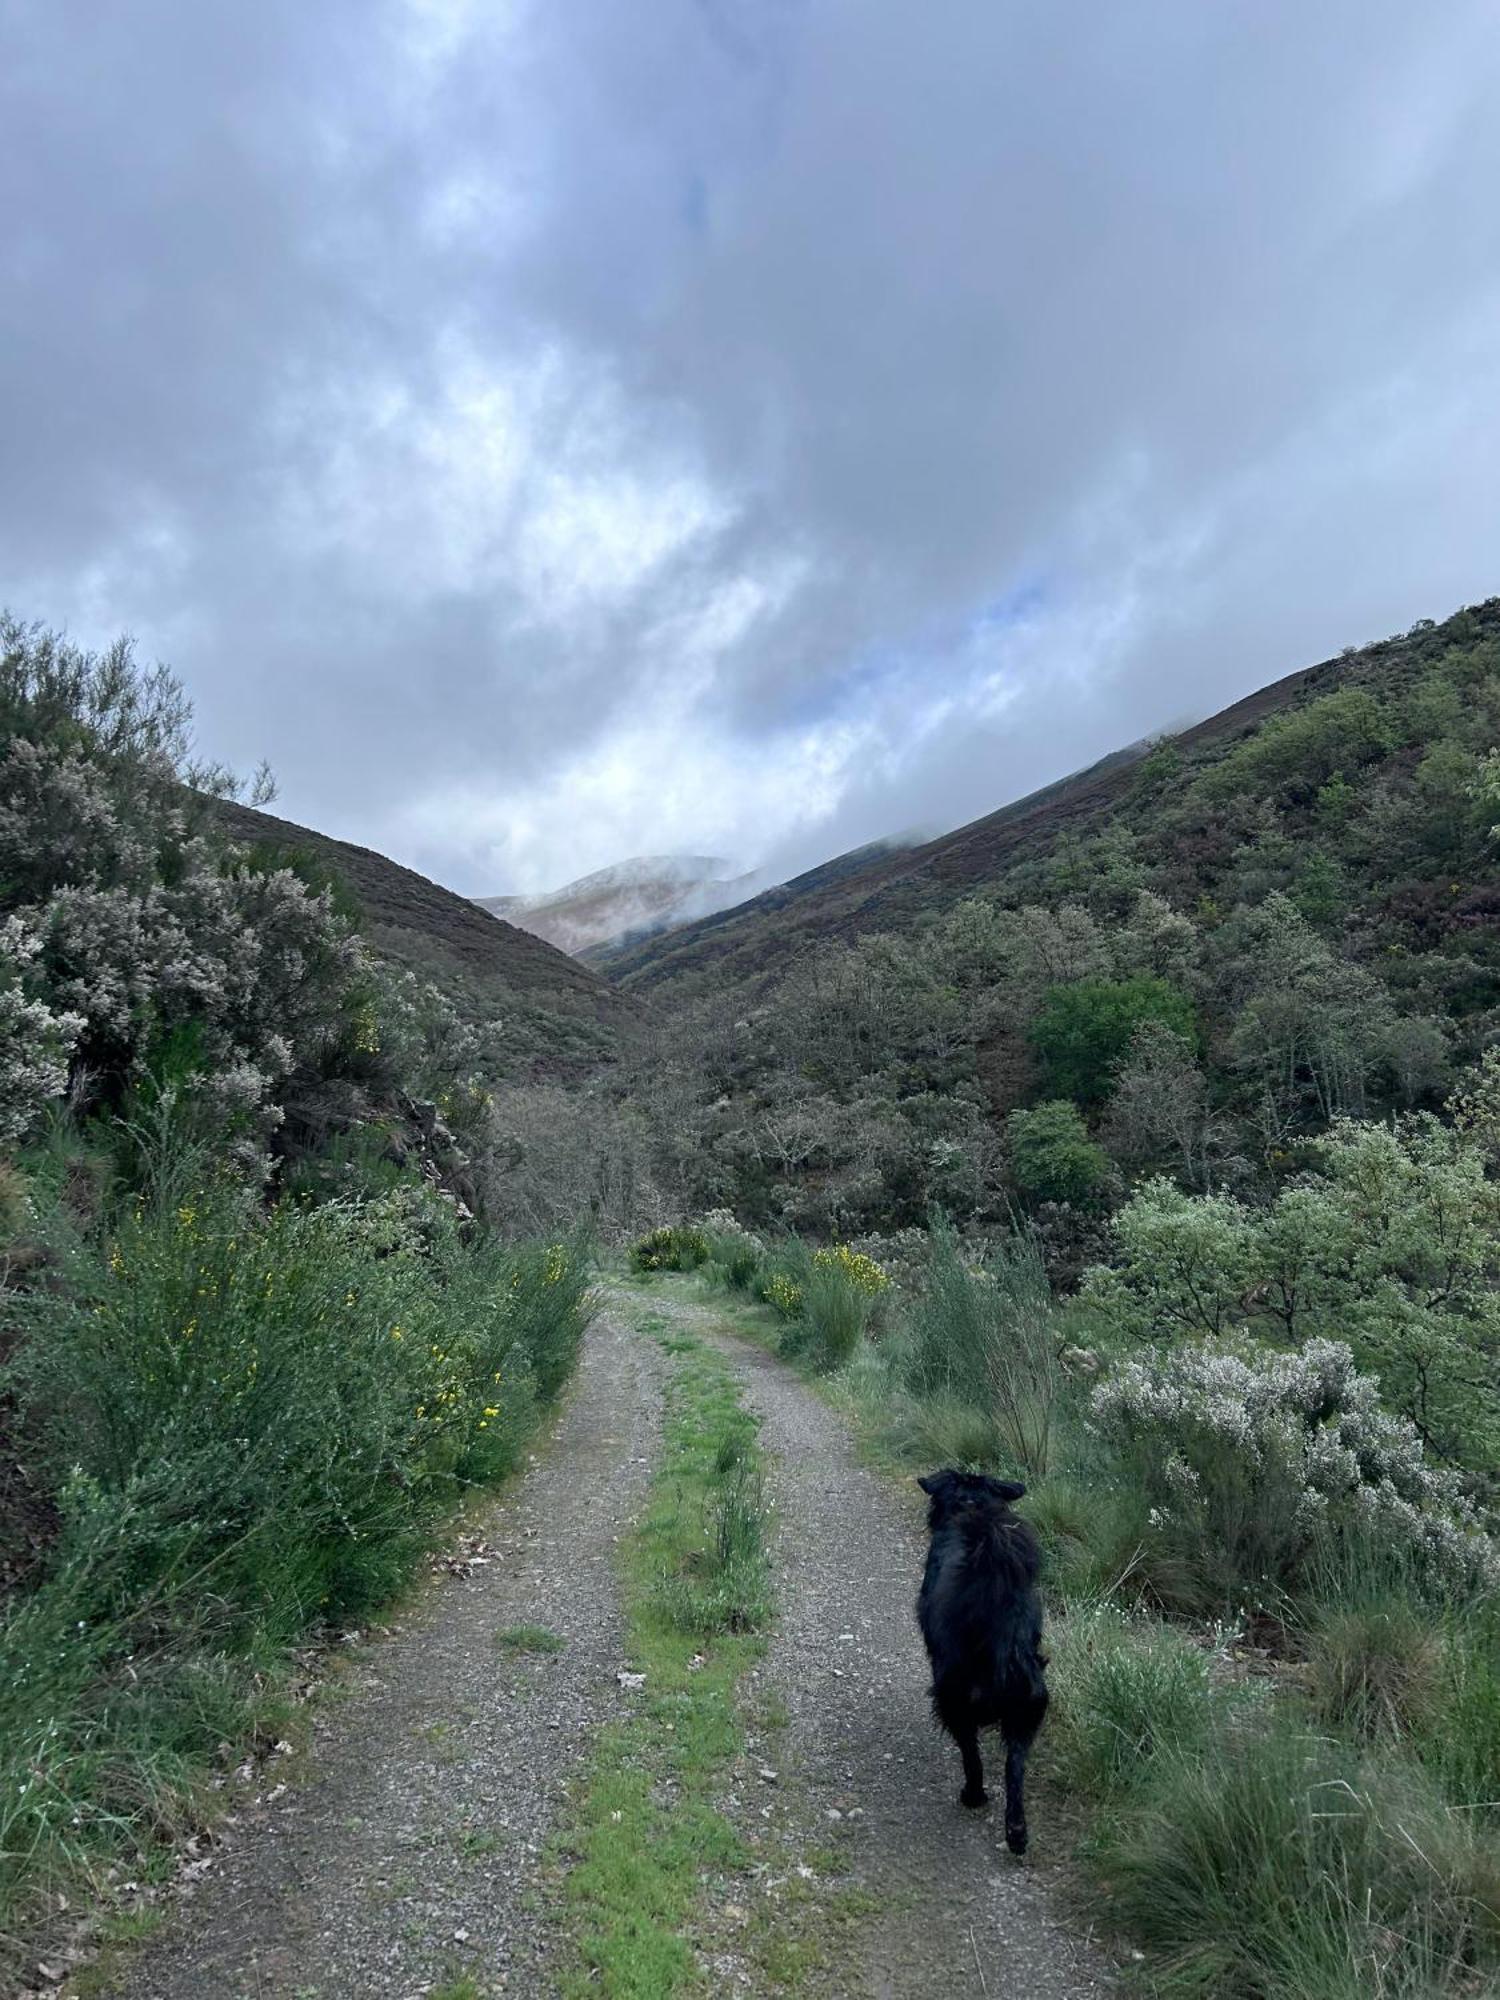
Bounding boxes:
[653,1289,1116,2000]
[106,1309,663,2000]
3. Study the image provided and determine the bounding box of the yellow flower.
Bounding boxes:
[812,1245,889,1295]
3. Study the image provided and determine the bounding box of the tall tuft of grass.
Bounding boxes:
[901,1218,1058,1479]
[1091,1723,1500,1999]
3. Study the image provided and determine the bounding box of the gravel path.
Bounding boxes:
[644,1289,1116,2000]
[106,1306,664,2000]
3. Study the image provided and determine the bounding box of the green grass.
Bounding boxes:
[496,1624,566,1654]
[688,1265,1500,1997]
[551,1309,772,1997]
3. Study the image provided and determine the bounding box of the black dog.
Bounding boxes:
[916,1469,1048,1854]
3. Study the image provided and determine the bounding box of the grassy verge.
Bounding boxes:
[0,1177,592,1973]
[677,1257,1500,1999]
[551,1307,771,1998]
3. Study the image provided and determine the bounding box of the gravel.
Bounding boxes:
[648,1289,1117,2000]
[107,1306,664,2000]
[103,1286,1115,1998]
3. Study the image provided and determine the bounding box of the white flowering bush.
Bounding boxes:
[0,917,83,1141]
[1092,1335,1498,1604]
[1081,1100,1500,1471]
[0,617,369,1148]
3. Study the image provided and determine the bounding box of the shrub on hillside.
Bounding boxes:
[1090,1336,1499,1609]
[1029,973,1196,1105]
[0,617,371,1150]
[1006,1098,1109,1204]
[628,1224,709,1273]
[1081,1098,1500,1471]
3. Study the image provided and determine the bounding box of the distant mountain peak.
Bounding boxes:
[474,853,760,959]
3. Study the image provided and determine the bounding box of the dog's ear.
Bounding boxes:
[989,1477,1028,1503]
[917,1470,954,1497]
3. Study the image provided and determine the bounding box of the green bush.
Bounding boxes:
[1047,1608,1217,1799]
[901,1222,1059,1479]
[1030,974,1196,1105]
[1089,1722,1499,1998]
[628,1224,710,1273]
[785,1257,872,1373]
[0,1176,591,1934]
[1007,1099,1109,1204]
[700,1229,762,1291]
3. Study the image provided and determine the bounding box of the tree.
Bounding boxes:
[1030,974,1196,1105]
[1007,1099,1109,1205]
[1104,1020,1212,1186]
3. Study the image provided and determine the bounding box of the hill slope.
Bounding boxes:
[211,801,627,1083]
[603,604,1498,996]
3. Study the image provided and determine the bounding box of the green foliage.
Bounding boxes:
[1088,1335,1496,1612]
[1046,1607,1216,1799]
[899,1219,1059,1479]
[629,1224,710,1273]
[1030,974,1195,1105]
[1197,685,1395,802]
[1088,1722,1499,1998]
[1083,1101,1500,1471]
[783,1257,873,1373]
[0,1169,591,1935]
[1006,1098,1109,1203]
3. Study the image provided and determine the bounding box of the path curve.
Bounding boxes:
[109,1307,664,2000]
[647,1287,1116,2000]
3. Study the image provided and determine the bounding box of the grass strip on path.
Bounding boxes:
[552,1309,772,1998]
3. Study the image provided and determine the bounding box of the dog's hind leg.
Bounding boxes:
[1002,1737,1030,1853]
[955,1720,987,1809]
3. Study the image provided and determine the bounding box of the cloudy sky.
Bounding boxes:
[4,2,1499,897]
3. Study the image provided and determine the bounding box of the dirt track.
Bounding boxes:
[107,1308,664,2000]
[98,1286,1112,1998]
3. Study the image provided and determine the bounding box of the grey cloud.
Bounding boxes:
[2,0,1498,898]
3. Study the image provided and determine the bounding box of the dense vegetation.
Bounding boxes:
[674,1196,1500,1997]
[5,592,1499,1995]
[608,596,1500,1997]
[0,619,595,1955]
[610,599,1500,1249]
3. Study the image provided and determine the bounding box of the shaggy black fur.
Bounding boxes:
[915,1468,1049,1854]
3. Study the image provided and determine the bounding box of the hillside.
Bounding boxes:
[475,854,758,959]
[609,596,1500,1241]
[603,606,1497,996]
[213,799,613,1011]
[211,798,629,1083]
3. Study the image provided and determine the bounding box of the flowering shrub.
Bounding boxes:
[628,1224,709,1273]
[0,917,82,1141]
[812,1243,890,1295]
[762,1272,804,1318]
[0,1174,592,1926]
[1091,1336,1499,1603]
[1081,1104,1500,1471]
